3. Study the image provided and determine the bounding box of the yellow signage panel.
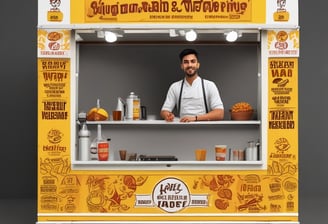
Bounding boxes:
[37,173,298,217]
[38,29,71,58]
[71,0,266,23]
[37,57,72,213]
[267,30,300,57]
[267,57,298,220]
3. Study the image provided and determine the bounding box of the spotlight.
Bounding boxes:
[169,29,178,37]
[105,31,117,43]
[185,30,197,42]
[225,31,240,42]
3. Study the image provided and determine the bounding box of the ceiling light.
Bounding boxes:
[185,30,197,42]
[169,29,178,37]
[225,30,240,42]
[105,31,117,43]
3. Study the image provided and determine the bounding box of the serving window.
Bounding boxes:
[72,31,266,170]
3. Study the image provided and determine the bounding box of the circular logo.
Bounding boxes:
[276,31,288,42]
[47,129,63,144]
[274,137,290,152]
[152,177,190,213]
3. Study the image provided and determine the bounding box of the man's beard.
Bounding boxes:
[185,67,198,77]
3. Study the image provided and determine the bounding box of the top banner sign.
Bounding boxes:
[84,0,253,23]
[38,0,299,27]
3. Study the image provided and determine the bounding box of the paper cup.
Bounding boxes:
[195,149,207,161]
[215,145,227,161]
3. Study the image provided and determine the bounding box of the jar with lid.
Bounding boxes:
[126,92,140,120]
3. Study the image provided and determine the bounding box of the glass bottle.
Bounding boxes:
[89,124,109,161]
[89,137,98,160]
[96,124,109,161]
[246,141,258,161]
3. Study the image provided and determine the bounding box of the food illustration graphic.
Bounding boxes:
[86,175,148,212]
[277,0,287,11]
[273,78,289,87]
[195,175,234,210]
[38,30,70,52]
[276,30,289,42]
[47,0,63,22]
[47,129,63,144]
[268,160,297,176]
[40,157,71,178]
[46,31,62,50]
[238,195,265,211]
[273,0,290,21]
[236,175,266,212]
[47,32,62,41]
[274,137,291,151]
[49,0,61,11]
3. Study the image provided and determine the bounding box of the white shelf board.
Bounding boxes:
[85,120,261,125]
[72,160,264,171]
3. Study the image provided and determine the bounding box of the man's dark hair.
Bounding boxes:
[179,48,199,62]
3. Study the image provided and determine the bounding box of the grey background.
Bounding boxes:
[0,1,326,224]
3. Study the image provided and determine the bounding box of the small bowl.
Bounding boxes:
[230,110,254,120]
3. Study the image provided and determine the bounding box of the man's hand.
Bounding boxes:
[161,111,175,122]
[180,116,197,122]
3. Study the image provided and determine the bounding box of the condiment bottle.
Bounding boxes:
[89,100,106,160]
[246,141,258,161]
[89,137,98,160]
[78,121,90,161]
[116,97,125,120]
[78,112,90,161]
[96,124,109,161]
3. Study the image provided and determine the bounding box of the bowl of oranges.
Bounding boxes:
[229,102,254,120]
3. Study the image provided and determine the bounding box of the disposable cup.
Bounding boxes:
[195,149,207,161]
[215,145,227,161]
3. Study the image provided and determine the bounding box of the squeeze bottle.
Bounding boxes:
[78,122,90,161]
